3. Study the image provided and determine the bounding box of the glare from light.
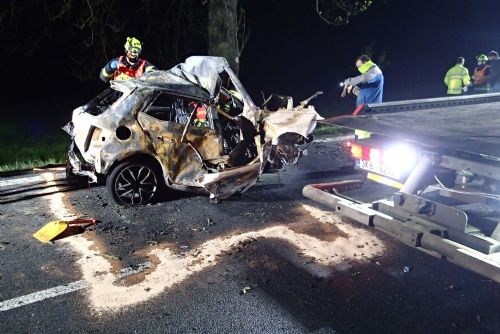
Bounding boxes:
[383,144,418,175]
[369,148,381,164]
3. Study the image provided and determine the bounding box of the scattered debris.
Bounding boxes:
[206,218,215,227]
[240,286,251,295]
[146,240,158,246]
[403,266,411,273]
[33,219,98,243]
[180,245,189,250]
[102,253,122,261]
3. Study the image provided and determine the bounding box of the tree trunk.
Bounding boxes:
[208,0,239,73]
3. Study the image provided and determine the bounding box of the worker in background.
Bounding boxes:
[100,37,156,83]
[472,54,490,93]
[444,57,471,95]
[343,55,384,107]
[486,50,500,92]
[189,102,209,127]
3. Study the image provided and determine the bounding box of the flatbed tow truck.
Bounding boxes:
[303,93,500,283]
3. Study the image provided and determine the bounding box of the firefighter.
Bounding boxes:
[100,37,156,83]
[343,55,384,107]
[472,54,490,93]
[444,57,471,95]
[189,102,209,127]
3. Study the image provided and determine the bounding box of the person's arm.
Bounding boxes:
[99,58,120,83]
[144,60,156,74]
[463,68,471,86]
[444,69,451,87]
[345,66,380,86]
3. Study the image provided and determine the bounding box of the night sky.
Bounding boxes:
[3,0,500,126]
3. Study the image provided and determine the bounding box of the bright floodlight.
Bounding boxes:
[383,144,418,176]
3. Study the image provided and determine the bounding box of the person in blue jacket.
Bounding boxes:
[344,55,384,107]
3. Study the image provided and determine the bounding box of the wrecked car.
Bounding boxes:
[64,56,322,206]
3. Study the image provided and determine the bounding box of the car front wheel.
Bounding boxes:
[107,159,160,206]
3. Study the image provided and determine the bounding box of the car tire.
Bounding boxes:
[106,158,161,206]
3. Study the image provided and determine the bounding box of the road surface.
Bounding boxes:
[1,136,499,334]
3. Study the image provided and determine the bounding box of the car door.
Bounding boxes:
[137,92,223,187]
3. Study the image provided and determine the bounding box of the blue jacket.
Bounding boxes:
[346,63,384,107]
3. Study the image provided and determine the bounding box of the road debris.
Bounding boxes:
[239,286,251,295]
[33,219,98,243]
[0,241,9,251]
[102,254,122,261]
[403,266,411,273]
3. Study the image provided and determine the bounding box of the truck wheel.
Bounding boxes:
[106,159,160,206]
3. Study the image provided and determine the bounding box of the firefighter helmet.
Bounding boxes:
[124,37,142,54]
[476,54,488,62]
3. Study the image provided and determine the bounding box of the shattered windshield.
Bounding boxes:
[82,88,124,116]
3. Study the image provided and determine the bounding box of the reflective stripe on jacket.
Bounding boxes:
[100,57,156,83]
[444,64,470,95]
[114,56,146,80]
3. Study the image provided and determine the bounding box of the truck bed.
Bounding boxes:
[324,94,500,159]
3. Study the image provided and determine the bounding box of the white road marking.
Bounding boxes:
[0,262,152,312]
[0,172,65,188]
[0,281,87,312]
[313,135,353,143]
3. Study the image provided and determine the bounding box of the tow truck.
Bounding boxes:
[303,94,500,283]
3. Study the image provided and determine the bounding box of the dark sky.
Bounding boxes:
[3,0,500,125]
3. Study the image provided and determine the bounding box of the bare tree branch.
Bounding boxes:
[316,0,374,25]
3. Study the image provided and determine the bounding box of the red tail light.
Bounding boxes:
[351,144,363,159]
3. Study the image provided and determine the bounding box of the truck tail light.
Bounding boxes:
[351,144,363,159]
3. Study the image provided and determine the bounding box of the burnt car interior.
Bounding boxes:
[140,83,258,170]
[82,87,124,116]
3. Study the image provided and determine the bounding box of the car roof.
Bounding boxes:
[112,70,211,101]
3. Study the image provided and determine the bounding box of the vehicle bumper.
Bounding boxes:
[67,141,98,183]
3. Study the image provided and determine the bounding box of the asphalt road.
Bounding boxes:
[1,137,499,334]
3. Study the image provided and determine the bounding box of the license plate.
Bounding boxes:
[358,159,400,180]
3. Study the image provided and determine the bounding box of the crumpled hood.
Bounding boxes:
[263,105,323,144]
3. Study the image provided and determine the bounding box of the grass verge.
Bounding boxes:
[0,122,69,173]
[313,124,354,137]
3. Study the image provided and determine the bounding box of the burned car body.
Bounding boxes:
[64,56,321,205]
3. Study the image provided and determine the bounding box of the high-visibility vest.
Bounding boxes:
[189,102,208,127]
[114,56,146,80]
[444,64,470,95]
[474,65,490,83]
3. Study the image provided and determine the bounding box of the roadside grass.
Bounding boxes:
[0,123,69,173]
[0,120,349,173]
[313,124,353,137]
